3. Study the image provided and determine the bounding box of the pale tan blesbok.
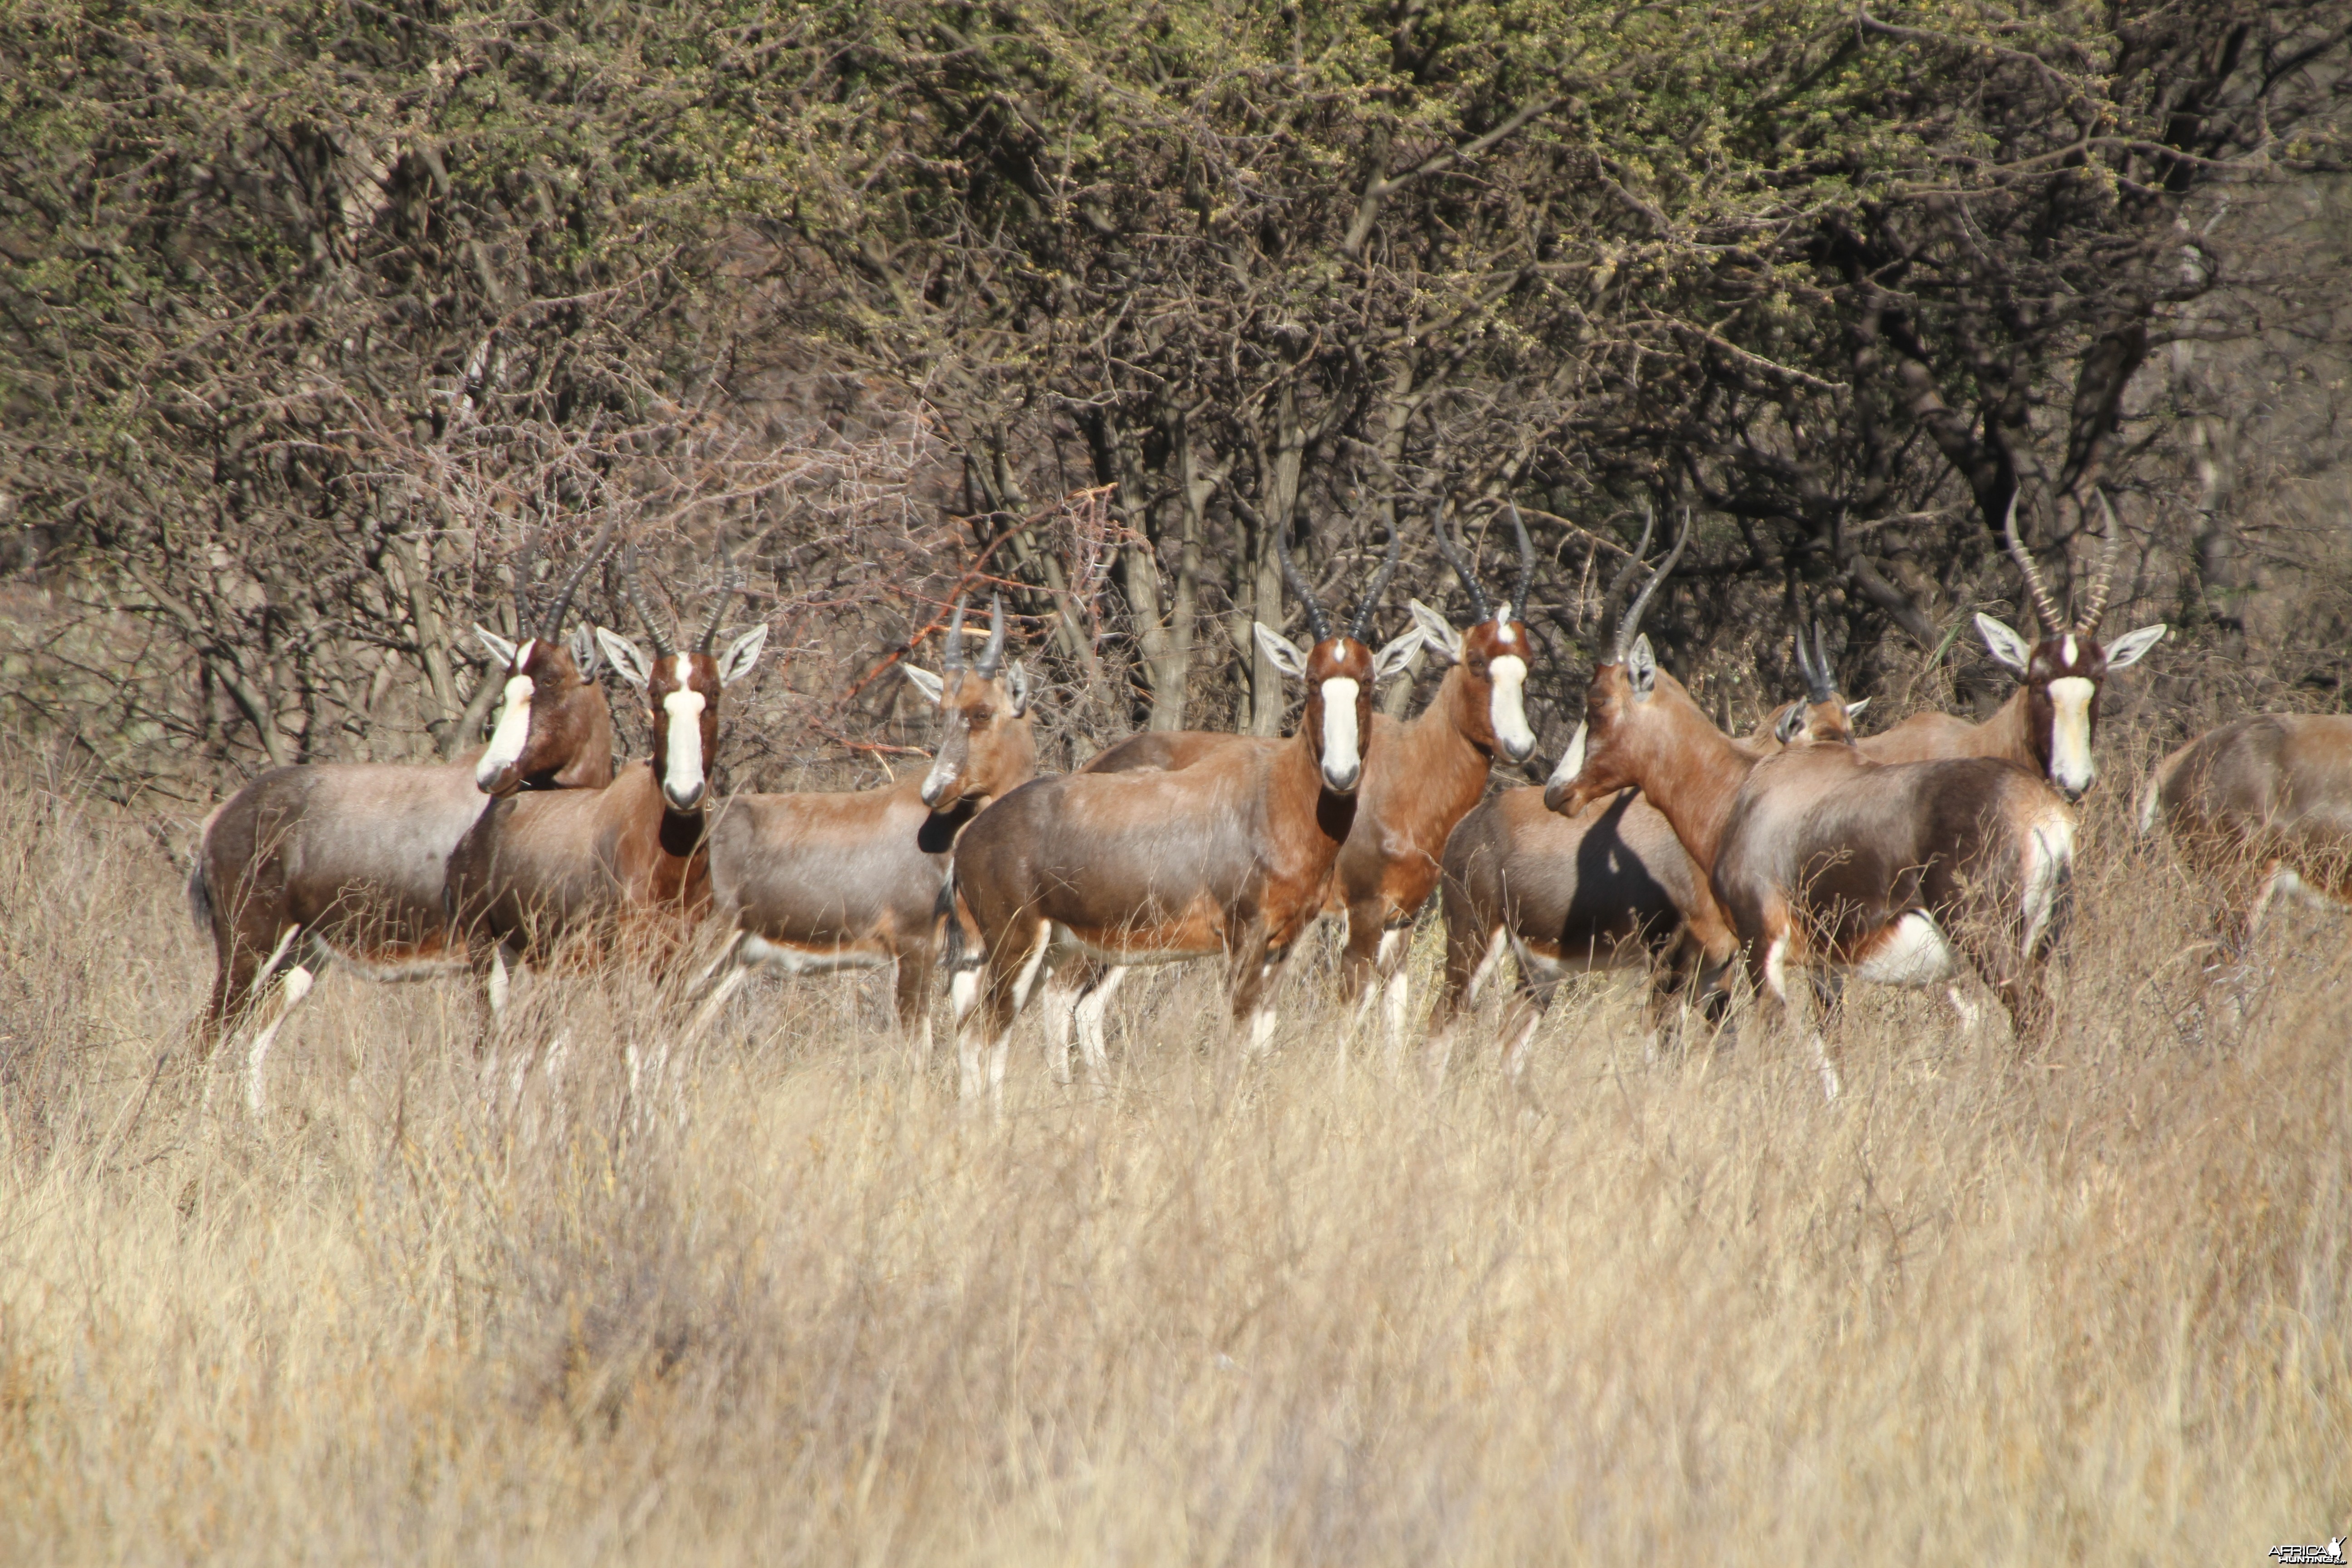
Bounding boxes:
[1545,523,2076,1099]
[190,522,617,1111]
[946,529,1407,1107]
[2140,714,2352,954]
[687,593,1036,1057]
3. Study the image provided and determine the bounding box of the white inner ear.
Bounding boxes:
[1627,635,1657,697]
[475,624,520,669]
[2105,623,2167,668]
[1845,697,1870,719]
[1488,655,1534,756]
[1319,678,1362,780]
[1253,621,1308,680]
[594,627,654,690]
[1008,662,1033,716]
[720,624,769,686]
[2046,676,2098,794]
[1374,630,1424,684]
[1974,613,2033,673]
[1407,600,1464,663]
[902,666,946,707]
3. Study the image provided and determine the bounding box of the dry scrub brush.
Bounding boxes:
[0,752,2347,1565]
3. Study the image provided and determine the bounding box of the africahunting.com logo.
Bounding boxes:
[2269,1539,2345,1564]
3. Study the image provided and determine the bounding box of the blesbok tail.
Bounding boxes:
[935,875,962,973]
[2134,753,2176,838]
[186,804,226,935]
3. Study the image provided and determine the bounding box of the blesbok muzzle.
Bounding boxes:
[1541,721,1589,814]
[1319,677,1365,793]
[1489,653,1537,764]
[661,686,710,813]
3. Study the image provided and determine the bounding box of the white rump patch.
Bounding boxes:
[2020,811,2076,956]
[1319,677,1362,789]
[1856,910,1960,987]
[2046,675,2097,795]
[477,669,537,789]
[1488,654,1535,759]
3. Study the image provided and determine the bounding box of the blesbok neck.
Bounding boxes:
[1626,686,1754,877]
[1388,663,1503,801]
[551,691,616,788]
[1276,716,1355,848]
[1979,681,2035,764]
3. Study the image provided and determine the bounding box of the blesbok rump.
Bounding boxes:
[1081,504,1538,1049]
[947,530,1403,1107]
[188,524,617,1111]
[2140,714,2352,951]
[444,544,767,1013]
[688,593,1036,1056]
[1545,531,2074,1099]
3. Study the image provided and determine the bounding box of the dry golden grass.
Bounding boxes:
[1,747,2347,1565]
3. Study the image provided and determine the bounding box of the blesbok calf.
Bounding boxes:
[947,534,1403,1106]
[689,594,1036,1055]
[444,546,767,1012]
[2140,714,2352,951]
[1546,539,2074,1098]
[1083,505,1538,1048]
[1862,494,2164,797]
[190,526,615,1111]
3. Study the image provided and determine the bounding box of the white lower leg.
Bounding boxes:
[245,963,315,1116]
[688,961,751,1040]
[1381,965,1412,1051]
[1944,984,1983,1033]
[1074,968,1124,1074]
[487,949,513,1018]
[1040,972,1079,1085]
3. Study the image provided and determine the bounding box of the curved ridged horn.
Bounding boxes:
[1348,520,1402,643]
[1599,501,1658,645]
[621,544,676,659]
[1429,498,1493,625]
[1277,529,1334,646]
[512,526,540,635]
[536,514,620,641]
[1614,506,1690,660]
[1508,500,1535,620]
[696,536,740,655]
[1795,618,1837,703]
[941,593,969,671]
[2079,490,2123,634]
[975,592,1008,678]
[2001,491,2063,635]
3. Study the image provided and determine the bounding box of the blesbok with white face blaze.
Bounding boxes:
[2140,714,2352,955]
[188,523,617,1111]
[947,530,1401,1107]
[1546,531,2075,1099]
[444,544,767,1010]
[1863,493,2164,799]
[1080,504,1537,1052]
[688,593,1035,1056]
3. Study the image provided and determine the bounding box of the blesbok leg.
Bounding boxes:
[892,941,937,1071]
[965,915,1049,1108]
[241,925,314,1116]
[1071,965,1126,1077]
[1421,918,1500,1078]
[1747,927,1841,1103]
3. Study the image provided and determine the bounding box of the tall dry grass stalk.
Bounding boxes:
[0,747,2346,1564]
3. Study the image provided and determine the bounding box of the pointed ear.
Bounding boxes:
[902,665,945,707]
[1626,635,1658,699]
[1373,629,1424,685]
[1844,696,1870,720]
[595,627,655,690]
[1974,613,2033,673]
[1407,598,1464,664]
[1007,661,1033,717]
[2104,623,2167,669]
[475,624,520,671]
[1774,704,1806,744]
[718,624,769,687]
[1252,621,1308,681]
[568,625,601,681]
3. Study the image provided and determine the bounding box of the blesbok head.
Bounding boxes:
[1974,490,2166,801]
[595,542,769,814]
[904,591,1036,811]
[1769,619,1864,748]
[1542,505,1692,818]
[475,518,620,796]
[1414,498,1540,764]
[1255,522,1413,795]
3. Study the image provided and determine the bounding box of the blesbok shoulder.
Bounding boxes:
[947,530,1403,1107]
[690,593,1036,1056]
[444,545,766,1010]
[1546,534,2073,1098]
[1862,492,2164,798]
[2140,714,2352,950]
[189,524,615,1111]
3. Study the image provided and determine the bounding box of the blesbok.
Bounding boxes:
[946,530,1408,1105]
[1860,493,2165,798]
[1545,532,2075,1098]
[1082,505,1539,1048]
[688,593,1036,1055]
[189,525,616,1111]
[444,544,767,1013]
[2139,715,2352,952]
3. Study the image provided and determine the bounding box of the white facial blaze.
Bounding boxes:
[920,725,962,807]
[1547,722,1588,792]
[1319,677,1362,788]
[1487,654,1534,759]
[476,651,538,790]
[2046,675,2098,795]
[662,654,708,806]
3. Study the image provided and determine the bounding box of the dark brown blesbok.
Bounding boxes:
[2140,714,2352,953]
[444,545,767,1016]
[1080,506,1538,1050]
[189,525,616,1111]
[688,594,1036,1057]
[947,534,1402,1106]
[1546,531,2075,1099]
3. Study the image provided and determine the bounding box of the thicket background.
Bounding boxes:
[5,0,2349,804]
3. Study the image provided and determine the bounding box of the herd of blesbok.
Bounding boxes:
[188,494,2352,1113]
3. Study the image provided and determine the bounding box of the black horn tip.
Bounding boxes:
[1509,499,1535,618]
[942,592,969,671]
[976,591,1008,676]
